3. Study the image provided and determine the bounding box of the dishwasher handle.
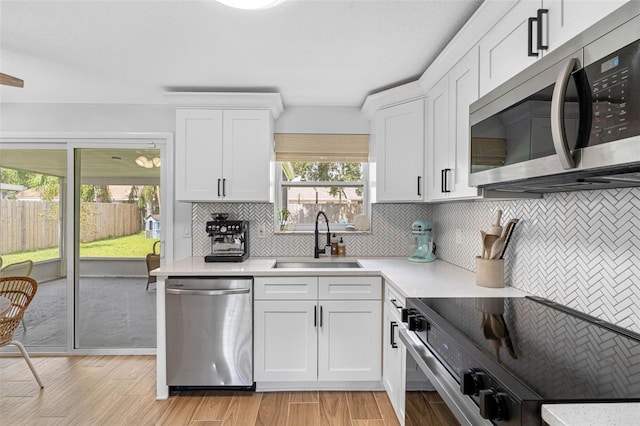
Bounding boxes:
[166,288,250,296]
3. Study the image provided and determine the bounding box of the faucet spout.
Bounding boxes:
[314,211,331,258]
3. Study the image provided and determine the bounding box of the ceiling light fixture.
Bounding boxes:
[135,156,159,169]
[215,0,285,10]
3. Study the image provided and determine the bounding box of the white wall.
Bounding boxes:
[275,106,369,134]
[0,103,175,132]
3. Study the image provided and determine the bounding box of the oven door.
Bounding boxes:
[399,329,491,426]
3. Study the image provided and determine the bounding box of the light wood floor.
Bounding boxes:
[0,355,457,425]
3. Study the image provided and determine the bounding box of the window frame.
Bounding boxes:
[275,161,370,233]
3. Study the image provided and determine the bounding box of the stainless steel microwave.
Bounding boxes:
[469,7,640,193]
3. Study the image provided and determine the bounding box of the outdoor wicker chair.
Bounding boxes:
[146,241,160,291]
[0,276,44,388]
[0,260,34,331]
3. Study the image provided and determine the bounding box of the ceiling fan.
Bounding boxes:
[0,73,24,88]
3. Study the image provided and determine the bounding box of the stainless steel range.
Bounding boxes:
[399,296,640,425]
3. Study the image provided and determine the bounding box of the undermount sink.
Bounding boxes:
[273,261,362,269]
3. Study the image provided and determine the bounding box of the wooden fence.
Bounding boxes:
[0,200,142,254]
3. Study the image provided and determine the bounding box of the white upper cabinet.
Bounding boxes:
[175,108,273,202]
[426,47,481,201]
[479,0,543,96]
[221,109,272,202]
[374,99,425,202]
[479,0,629,96]
[175,109,224,201]
[545,0,629,54]
[426,76,449,200]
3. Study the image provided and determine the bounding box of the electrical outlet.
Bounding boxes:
[182,226,191,238]
[258,223,266,239]
[455,228,462,245]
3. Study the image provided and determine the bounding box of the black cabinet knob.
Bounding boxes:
[479,388,508,421]
[401,308,415,323]
[408,315,424,332]
[460,368,485,396]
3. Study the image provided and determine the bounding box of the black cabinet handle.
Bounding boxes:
[417,176,422,196]
[314,305,317,327]
[390,321,398,348]
[390,299,403,310]
[528,16,539,57]
[217,178,221,197]
[440,169,445,193]
[222,178,226,197]
[537,9,548,51]
[320,305,323,327]
[443,168,451,193]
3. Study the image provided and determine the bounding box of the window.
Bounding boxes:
[275,134,369,231]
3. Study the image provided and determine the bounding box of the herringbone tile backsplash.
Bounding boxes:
[193,203,432,258]
[432,187,640,334]
[193,187,640,333]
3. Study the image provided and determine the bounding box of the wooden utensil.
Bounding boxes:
[480,230,487,258]
[488,209,503,236]
[489,235,505,259]
[483,233,499,259]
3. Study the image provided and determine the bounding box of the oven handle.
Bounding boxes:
[551,57,579,170]
[399,329,492,426]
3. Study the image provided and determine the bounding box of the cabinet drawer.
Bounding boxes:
[384,282,406,318]
[254,277,318,300]
[319,276,382,300]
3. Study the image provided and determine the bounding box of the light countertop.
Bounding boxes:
[542,403,640,426]
[152,256,529,299]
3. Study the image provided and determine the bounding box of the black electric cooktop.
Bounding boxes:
[411,296,640,402]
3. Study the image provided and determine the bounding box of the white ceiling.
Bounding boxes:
[0,0,483,107]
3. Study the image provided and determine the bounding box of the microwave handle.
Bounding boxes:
[551,57,578,170]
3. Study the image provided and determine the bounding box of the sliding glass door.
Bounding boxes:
[1,135,170,354]
[75,147,161,349]
[0,145,68,349]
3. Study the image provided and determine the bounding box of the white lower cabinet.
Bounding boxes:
[382,283,406,424]
[254,276,382,384]
[318,300,382,381]
[254,300,318,382]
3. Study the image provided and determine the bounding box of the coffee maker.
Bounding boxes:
[408,220,436,263]
[205,214,249,262]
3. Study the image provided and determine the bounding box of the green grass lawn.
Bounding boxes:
[0,231,160,265]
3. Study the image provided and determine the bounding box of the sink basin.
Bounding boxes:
[273,261,362,269]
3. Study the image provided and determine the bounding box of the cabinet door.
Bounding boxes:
[374,99,425,202]
[175,109,224,201]
[318,300,382,382]
[448,46,481,199]
[222,110,272,202]
[254,300,317,382]
[479,0,543,96]
[425,75,450,201]
[383,305,406,423]
[545,0,628,53]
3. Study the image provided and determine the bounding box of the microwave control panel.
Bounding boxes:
[586,38,639,145]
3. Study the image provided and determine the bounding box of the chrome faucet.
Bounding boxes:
[314,211,331,258]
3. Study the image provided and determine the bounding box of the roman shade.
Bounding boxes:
[274,134,369,162]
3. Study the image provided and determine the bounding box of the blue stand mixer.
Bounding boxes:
[408,220,436,263]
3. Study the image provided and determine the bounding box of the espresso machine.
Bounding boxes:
[408,220,436,263]
[205,214,249,262]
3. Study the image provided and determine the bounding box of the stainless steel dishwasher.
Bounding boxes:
[165,276,253,389]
